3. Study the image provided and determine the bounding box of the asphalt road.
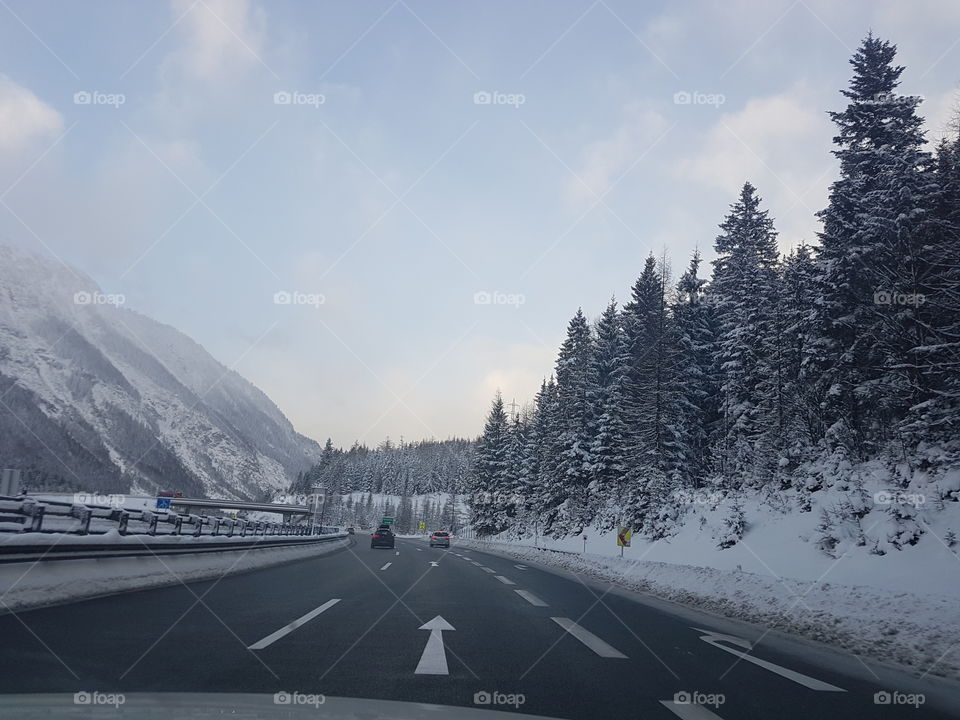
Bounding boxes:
[0,535,957,719]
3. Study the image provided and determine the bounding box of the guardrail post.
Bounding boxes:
[118,510,130,535]
[26,504,44,532]
[172,516,183,535]
[193,516,203,537]
[73,507,92,535]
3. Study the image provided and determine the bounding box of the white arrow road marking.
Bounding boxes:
[494,575,516,585]
[551,617,627,658]
[380,562,392,571]
[395,550,400,555]
[692,627,846,692]
[415,616,455,675]
[248,599,340,650]
[429,561,439,567]
[515,590,548,607]
[659,700,727,720]
[514,564,528,570]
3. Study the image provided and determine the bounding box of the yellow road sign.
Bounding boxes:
[617,527,632,547]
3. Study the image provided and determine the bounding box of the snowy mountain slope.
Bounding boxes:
[0,245,320,499]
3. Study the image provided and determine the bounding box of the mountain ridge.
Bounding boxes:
[0,244,320,499]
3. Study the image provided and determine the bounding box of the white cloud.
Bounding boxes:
[0,75,62,152]
[167,0,268,81]
[677,88,836,249]
[566,103,670,208]
[920,89,959,145]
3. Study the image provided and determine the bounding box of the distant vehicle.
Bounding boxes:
[371,527,395,549]
[429,531,450,548]
[157,491,184,498]
[346,527,355,534]
[377,523,391,531]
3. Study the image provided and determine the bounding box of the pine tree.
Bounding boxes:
[670,251,719,486]
[552,310,598,534]
[502,411,527,526]
[589,299,631,529]
[778,244,820,453]
[471,392,510,535]
[709,182,781,483]
[812,33,937,457]
[907,135,960,457]
[623,255,668,469]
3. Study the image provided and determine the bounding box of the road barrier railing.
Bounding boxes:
[0,495,334,540]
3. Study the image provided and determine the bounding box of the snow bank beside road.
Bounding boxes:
[0,536,349,613]
[460,539,960,681]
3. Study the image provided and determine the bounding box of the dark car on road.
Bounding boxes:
[429,531,450,548]
[371,527,395,549]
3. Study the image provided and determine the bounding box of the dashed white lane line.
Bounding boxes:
[248,599,340,650]
[659,700,726,720]
[514,564,528,570]
[416,548,423,552]
[479,567,496,574]
[380,562,392,571]
[551,617,628,659]
[514,590,548,607]
[494,575,516,585]
[470,561,482,566]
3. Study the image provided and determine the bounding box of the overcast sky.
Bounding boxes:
[1,0,958,447]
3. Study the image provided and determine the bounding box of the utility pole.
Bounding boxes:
[506,398,520,418]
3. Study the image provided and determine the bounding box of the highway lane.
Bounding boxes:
[0,535,957,719]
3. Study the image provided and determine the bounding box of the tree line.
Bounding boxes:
[470,34,960,542]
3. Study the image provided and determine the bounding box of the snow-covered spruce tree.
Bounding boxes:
[551,309,598,535]
[670,250,719,488]
[502,411,528,530]
[623,255,678,471]
[532,376,563,535]
[778,244,821,453]
[709,182,781,485]
[906,134,960,460]
[471,392,510,536]
[811,33,938,459]
[588,299,632,529]
[621,255,684,531]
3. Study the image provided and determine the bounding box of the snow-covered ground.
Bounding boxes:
[477,492,960,598]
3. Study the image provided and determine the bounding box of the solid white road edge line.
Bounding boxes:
[248,599,341,650]
[551,617,628,658]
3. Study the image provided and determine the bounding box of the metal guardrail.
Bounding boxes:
[0,495,325,539]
